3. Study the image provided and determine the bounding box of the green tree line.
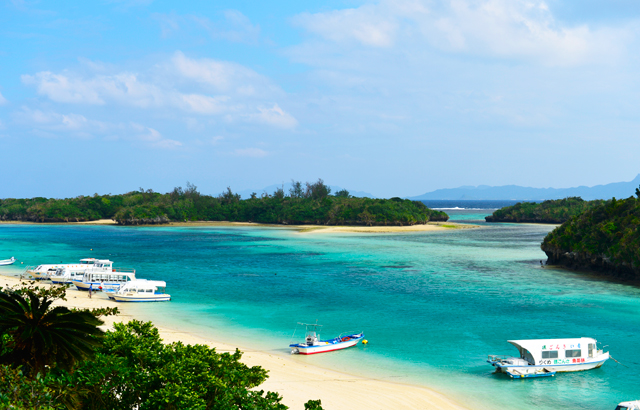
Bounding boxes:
[0,282,323,409]
[541,193,640,279]
[0,180,448,226]
[485,197,606,224]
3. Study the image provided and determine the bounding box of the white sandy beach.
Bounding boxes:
[0,274,469,410]
[0,220,480,234]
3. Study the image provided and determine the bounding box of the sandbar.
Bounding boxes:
[0,220,480,233]
[0,274,469,410]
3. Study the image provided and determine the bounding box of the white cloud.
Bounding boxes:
[235,147,268,157]
[132,123,182,149]
[171,51,276,96]
[0,91,7,105]
[21,71,165,107]
[15,107,95,130]
[21,53,297,127]
[253,104,298,129]
[180,94,228,114]
[153,10,260,44]
[293,0,627,66]
[295,5,398,48]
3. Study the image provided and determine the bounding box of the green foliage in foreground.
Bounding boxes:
[541,195,640,279]
[0,180,448,226]
[0,285,322,409]
[485,197,606,224]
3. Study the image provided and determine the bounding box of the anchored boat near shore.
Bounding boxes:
[26,258,105,279]
[290,323,365,355]
[0,257,16,266]
[488,338,609,374]
[106,280,170,302]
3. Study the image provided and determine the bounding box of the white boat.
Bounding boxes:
[49,268,84,285]
[73,266,137,291]
[290,323,364,355]
[107,280,171,302]
[616,401,640,410]
[0,257,16,266]
[488,338,609,373]
[26,258,101,279]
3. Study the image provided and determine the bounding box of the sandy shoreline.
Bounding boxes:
[0,273,470,410]
[0,219,479,233]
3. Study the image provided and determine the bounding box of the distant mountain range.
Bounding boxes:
[236,182,374,199]
[408,174,640,201]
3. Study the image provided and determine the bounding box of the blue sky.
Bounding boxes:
[2,0,640,198]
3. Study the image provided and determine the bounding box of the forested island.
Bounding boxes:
[0,180,448,226]
[541,194,640,280]
[485,197,606,224]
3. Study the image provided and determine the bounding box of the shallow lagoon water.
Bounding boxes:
[1,211,639,410]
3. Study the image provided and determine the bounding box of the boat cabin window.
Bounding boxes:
[565,349,581,358]
[542,351,558,359]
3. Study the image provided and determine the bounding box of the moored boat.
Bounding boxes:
[49,268,84,284]
[108,280,170,302]
[73,261,136,291]
[0,257,16,266]
[488,338,609,374]
[290,323,364,355]
[616,401,640,410]
[26,258,100,279]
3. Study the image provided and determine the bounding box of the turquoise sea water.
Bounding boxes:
[1,210,639,409]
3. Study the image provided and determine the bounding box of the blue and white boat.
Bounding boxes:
[0,257,16,266]
[290,323,364,355]
[488,337,609,373]
[107,280,170,302]
[73,260,137,291]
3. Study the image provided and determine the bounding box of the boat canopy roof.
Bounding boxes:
[121,280,166,289]
[508,338,597,361]
[80,258,98,263]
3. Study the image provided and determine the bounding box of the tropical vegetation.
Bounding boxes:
[0,283,322,409]
[541,193,640,279]
[485,197,606,224]
[0,180,447,226]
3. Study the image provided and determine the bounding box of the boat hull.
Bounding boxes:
[112,294,171,302]
[290,334,364,355]
[75,281,124,291]
[492,354,609,373]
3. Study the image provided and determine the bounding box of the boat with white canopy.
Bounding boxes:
[488,338,609,373]
[106,280,170,302]
[0,257,16,266]
[26,258,101,279]
[49,268,84,285]
[290,322,364,355]
[73,271,137,291]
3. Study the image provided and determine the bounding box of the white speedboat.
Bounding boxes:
[0,257,16,266]
[616,401,640,410]
[107,280,170,302]
[488,338,609,373]
[290,323,364,355]
[26,258,100,279]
